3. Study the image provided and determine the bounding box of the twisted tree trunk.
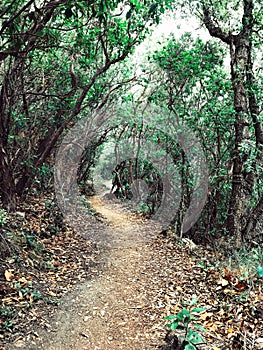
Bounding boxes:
[203,0,261,246]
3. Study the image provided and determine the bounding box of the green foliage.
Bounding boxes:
[0,209,8,225]
[164,297,206,349]
[257,266,263,277]
[227,245,263,280]
[4,319,14,331]
[137,202,152,215]
[0,306,14,332]
[0,0,174,208]
[0,0,262,250]
[14,281,42,303]
[0,307,13,318]
[20,231,39,250]
[148,33,235,236]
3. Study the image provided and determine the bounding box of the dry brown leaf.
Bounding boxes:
[200,311,213,320]
[218,277,229,286]
[47,290,57,297]
[4,270,13,281]
[2,297,13,304]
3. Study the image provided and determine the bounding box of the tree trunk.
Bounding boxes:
[0,149,17,211]
[242,196,263,241]
[203,0,256,247]
[226,33,253,246]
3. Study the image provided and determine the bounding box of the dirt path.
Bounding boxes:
[17,192,163,350]
[5,191,262,350]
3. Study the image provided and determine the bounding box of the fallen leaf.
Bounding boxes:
[47,290,57,297]
[200,311,213,320]
[218,277,229,286]
[234,281,248,291]
[227,327,235,333]
[100,310,105,317]
[4,270,13,281]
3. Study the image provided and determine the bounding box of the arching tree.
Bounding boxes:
[149,34,235,240]
[0,0,173,210]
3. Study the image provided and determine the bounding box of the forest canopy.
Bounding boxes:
[0,0,263,249]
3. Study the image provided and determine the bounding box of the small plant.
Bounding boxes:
[20,231,39,250]
[0,307,14,333]
[226,244,263,281]
[197,259,216,272]
[44,199,65,234]
[81,195,91,209]
[14,281,42,303]
[137,202,151,215]
[0,208,8,226]
[5,319,14,331]
[164,297,206,349]
[0,307,14,318]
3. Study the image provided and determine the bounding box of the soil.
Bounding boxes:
[3,188,263,350]
[6,191,165,350]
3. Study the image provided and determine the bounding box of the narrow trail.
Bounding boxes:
[21,192,165,350]
[4,190,263,350]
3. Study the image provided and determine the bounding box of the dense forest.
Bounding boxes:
[0,0,262,349]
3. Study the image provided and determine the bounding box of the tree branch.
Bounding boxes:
[203,6,231,45]
[0,0,35,36]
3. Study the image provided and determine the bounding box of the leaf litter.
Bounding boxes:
[0,193,262,350]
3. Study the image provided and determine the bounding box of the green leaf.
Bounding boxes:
[187,329,205,344]
[191,307,206,313]
[184,344,196,350]
[193,323,207,332]
[170,321,179,330]
[181,308,191,316]
[177,308,190,322]
[164,315,177,320]
[126,9,132,19]
[177,325,185,330]
[257,266,263,277]
[148,3,158,14]
[189,296,198,306]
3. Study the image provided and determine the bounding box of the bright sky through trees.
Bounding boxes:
[135,13,210,57]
